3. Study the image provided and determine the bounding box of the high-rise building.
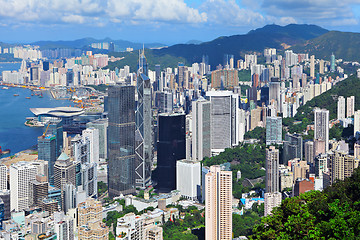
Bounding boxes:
[135,71,153,188]
[293,179,314,196]
[82,128,99,164]
[330,53,335,72]
[192,97,211,161]
[264,192,282,216]
[86,119,108,159]
[0,165,6,191]
[205,165,232,240]
[107,85,136,197]
[354,110,360,137]
[176,160,201,201]
[38,134,57,185]
[156,113,186,192]
[30,175,48,207]
[206,91,239,152]
[54,212,74,240]
[283,133,302,162]
[266,146,279,193]
[304,141,314,164]
[155,91,173,113]
[46,120,64,158]
[337,96,346,120]
[0,190,10,221]
[269,78,281,110]
[266,116,282,145]
[329,150,359,183]
[346,96,355,118]
[314,109,329,152]
[310,55,315,79]
[211,69,239,89]
[10,162,37,211]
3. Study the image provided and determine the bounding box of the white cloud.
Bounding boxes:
[200,0,265,26]
[61,15,85,24]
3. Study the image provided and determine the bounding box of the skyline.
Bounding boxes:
[1,0,360,44]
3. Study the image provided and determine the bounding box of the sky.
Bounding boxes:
[1,0,360,45]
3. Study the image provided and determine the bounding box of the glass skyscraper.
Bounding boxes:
[108,85,136,197]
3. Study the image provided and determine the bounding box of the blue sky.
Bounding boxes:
[1,0,360,45]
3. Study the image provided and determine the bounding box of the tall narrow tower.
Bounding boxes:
[135,49,153,188]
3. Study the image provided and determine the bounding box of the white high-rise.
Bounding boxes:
[347,96,355,118]
[310,55,315,79]
[176,160,201,201]
[354,110,360,137]
[82,128,99,164]
[192,97,211,161]
[337,96,345,120]
[10,162,37,211]
[266,146,279,193]
[206,91,239,153]
[264,192,282,216]
[205,165,232,240]
[0,164,7,191]
[314,109,329,152]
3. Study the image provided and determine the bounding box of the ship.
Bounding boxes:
[26,97,31,99]
[0,146,10,156]
[2,87,9,90]
[14,94,19,96]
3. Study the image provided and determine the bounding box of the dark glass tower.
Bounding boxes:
[108,85,136,197]
[38,135,56,185]
[156,113,186,192]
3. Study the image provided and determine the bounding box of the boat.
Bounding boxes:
[39,92,43,98]
[31,94,34,96]
[0,146,10,156]
[2,87,9,90]
[26,97,31,99]
[14,94,19,96]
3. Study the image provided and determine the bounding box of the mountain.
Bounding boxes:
[151,24,329,68]
[292,31,360,61]
[31,37,166,51]
[250,167,360,239]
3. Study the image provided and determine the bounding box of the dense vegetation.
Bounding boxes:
[239,70,251,82]
[97,181,107,196]
[250,167,360,239]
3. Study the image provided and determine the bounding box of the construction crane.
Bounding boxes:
[42,123,50,138]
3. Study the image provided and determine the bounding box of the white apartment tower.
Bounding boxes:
[264,192,282,216]
[0,164,7,191]
[82,128,99,164]
[266,146,279,193]
[10,162,37,211]
[192,97,211,161]
[347,96,355,118]
[205,165,232,240]
[337,96,346,120]
[354,110,360,137]
[314,109,329,152]
[176,160,201,201]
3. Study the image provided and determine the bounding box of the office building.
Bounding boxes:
[0,165,6,191]
[10,162,37,211]
[30,175,48,207]
[86,119,108,159]
[266,146,279,193]
[46,120,64,158]
[206,91,239,152]
[290,159,310,182]
[314,109,329,152]
[0,199,3,230]
[264,192,282,217]
[337,96,346,120]
[205,165,232,240]
[293,179,314,197]
[156,113,186,192]
[330,53,335,72]
[38,134,57,185]
[304,141,314,164]
[82,128,99,164]
[107,85,136,197]
[266,116,282,145]
[283,133,302,163]
[192,97,211,161]
[269,78,281,110]
[135,72,153,188]
[176,160,201,201]
[315,154,328,177]
[347,96,355,118]
[0,190,10,221]
[155,91,173,113]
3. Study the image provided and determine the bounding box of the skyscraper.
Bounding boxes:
[266,146,279,193]
[205,165,232,240]
[314,109,329,152]
[82,128,99,164]
[108,85,136,197]
[354,110,360,137]
[135,71,153,188]
[38,134,56,185]
[337,96,346,120]
[330,53,335,72]
[0,165,6,191]
[10,162,37,211]
[264,192,282,217]
[310,55,315,79]
[206,91,239,153]
[346,96,355,118]
[266,116,282,145]
[156,113,186,192]
[192,97,211,161]
[283,133,303,162]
